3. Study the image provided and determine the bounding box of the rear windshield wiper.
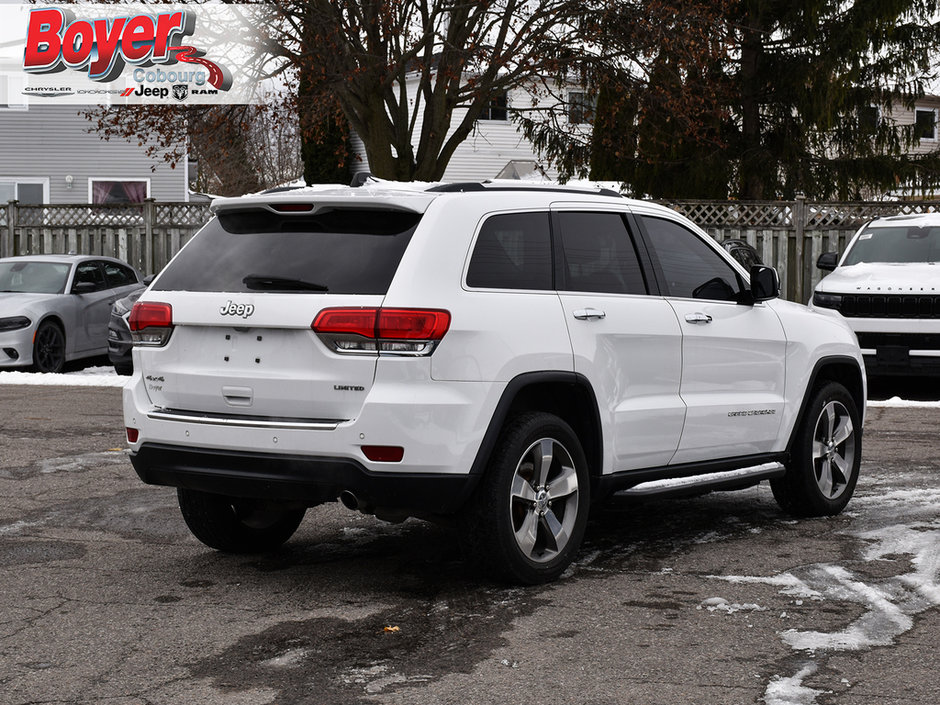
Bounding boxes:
[242,275,329,292]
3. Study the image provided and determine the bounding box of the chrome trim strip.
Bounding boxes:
[147,410,341,430]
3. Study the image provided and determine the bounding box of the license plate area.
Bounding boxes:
[875,345,910,366]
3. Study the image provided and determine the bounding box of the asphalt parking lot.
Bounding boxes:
[1,380,939,705]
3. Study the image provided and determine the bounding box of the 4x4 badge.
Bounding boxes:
[220,301,255,318]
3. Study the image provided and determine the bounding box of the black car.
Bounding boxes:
[721,238,762,269]
[108,288,145,375]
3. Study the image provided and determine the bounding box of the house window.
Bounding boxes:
[915,108,937,140]
[858,105,880,134]
[568,92,595,125]
[480,92,508,121]
[89,179,150,204]
[0,179,48,203]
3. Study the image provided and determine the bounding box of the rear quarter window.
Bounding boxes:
[152,208,421,295]
[466,212,553,290]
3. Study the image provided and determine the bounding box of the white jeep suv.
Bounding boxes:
[124,181,866,584]
[811,212,940,377]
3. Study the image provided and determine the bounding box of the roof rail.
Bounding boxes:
[260,184,304,194]
[426,182,623,198]
[425,182,487,192]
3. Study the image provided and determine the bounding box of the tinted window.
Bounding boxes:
[843,225,940,265]
[153,208,421,295]
[467,212,552,290]
[641,216,743,301]
[730,246,761,269]
[103,262,138,288]
[73,261,107,292]
[558,212,647,294]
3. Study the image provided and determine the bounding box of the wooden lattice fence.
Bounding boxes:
[0,200,212,276]
[3,197,939,301]
[664,197,940,303]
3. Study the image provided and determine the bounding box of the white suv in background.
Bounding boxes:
[812,213,940,377]
[124,181,866,584]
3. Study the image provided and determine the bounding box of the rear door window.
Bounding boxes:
[466,212,553,290]
[152,208,421,295]
[103,261,138,288]
[557,211,648,294]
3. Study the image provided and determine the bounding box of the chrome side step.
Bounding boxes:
[617,463,786,498]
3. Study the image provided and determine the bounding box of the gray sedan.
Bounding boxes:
[0,254,144,373]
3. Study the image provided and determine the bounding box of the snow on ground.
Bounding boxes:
[868,396,940,408]
[709,485,940,705]
[0,366,127,388]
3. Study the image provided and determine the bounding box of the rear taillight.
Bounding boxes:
[313,307,450,356]
[129,302,174,347]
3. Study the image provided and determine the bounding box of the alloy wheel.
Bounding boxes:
[509,437,580,563]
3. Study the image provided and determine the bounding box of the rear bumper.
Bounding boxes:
[130,443,480,515]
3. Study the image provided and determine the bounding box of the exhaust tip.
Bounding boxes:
[339,490,358,511]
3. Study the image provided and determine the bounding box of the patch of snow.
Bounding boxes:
[712,485,940,705]
[698,597,767,614]
[0,519,42,535]
[260,648,309,668]
[764,662,825,705]
[0,366,126,388]
[710,573,824,600]
[779,565,913,651]
[868,397,940,408]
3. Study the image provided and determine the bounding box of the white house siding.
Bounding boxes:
[888,96,940,156]
[349,85,562,182]
[0,104,187,204]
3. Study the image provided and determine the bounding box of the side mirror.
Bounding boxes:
[72,281,97,295]
[816,252,839,271]
[749,265,779,302]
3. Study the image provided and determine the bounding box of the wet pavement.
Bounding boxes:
[0,385,938,704]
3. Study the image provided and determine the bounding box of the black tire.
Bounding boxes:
[113,361,133,376]
[177,489,306,553]
[771,381,861,517]
[32,320,66,373]
[461,412,590,585]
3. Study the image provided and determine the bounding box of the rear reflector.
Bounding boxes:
[126,428,139,443]
[361,445,404,462]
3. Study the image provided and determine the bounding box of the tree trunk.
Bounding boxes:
[738,6,767,200]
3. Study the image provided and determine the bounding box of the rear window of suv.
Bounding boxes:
[152,208,421,295]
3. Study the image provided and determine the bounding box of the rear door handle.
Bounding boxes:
[684,312,713,324]
[573,308,606,320]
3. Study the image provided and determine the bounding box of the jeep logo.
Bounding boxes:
[220,301,255,318]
